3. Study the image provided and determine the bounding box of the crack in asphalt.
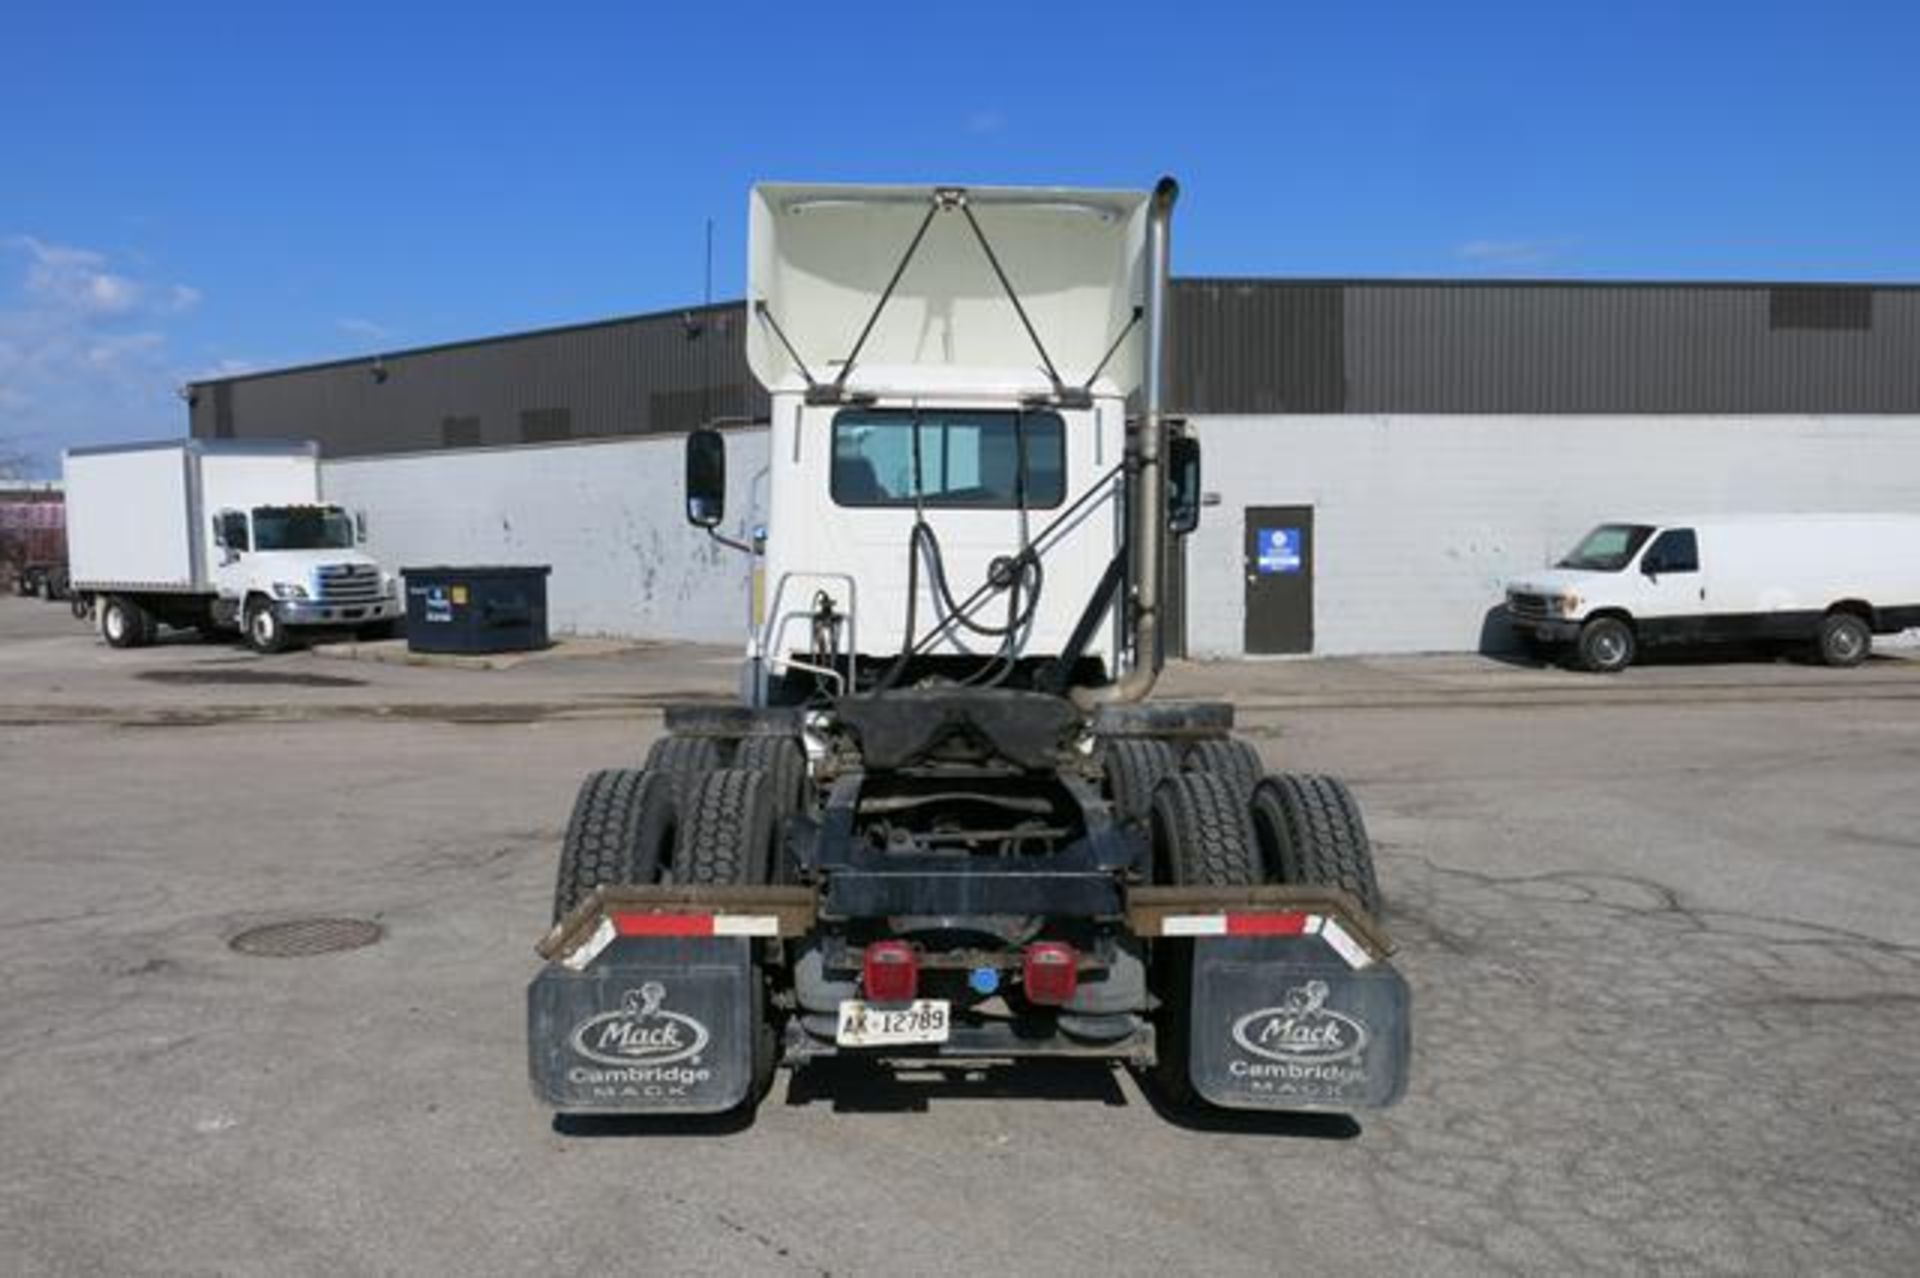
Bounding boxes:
[1366,854,1920,1275]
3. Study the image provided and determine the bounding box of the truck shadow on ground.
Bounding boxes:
[781,1057,1362,1139]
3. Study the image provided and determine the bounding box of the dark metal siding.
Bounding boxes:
[189,303,764,458]
[1174,280,1920,416]
[190,282,1920,458]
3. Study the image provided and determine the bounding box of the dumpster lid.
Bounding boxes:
[400,564,552,577]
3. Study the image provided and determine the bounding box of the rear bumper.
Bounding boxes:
[529,885,1411,1114]
[275,597,400,627]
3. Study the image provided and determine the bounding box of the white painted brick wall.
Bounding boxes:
[1186,414,1920,657]
[319,415,1920,654]
[322,431,769,642]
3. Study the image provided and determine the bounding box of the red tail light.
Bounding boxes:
[1022,941,1079,1005]
[862,940,919,1003]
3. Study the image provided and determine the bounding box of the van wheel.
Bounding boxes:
[1576,616,1635,673]
[1817,612,1871,668]
[245,599,288,654]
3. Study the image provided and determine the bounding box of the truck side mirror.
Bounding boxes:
[685,427,726,529]
[354,510,369,543]
[1168,435,1202,536]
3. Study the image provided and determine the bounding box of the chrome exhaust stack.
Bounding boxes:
[1075,175,1178,709]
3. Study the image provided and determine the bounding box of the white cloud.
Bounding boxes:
[10,235,145,314]
[336,316,392,342]
[0,236,212,467]
[1455,238,1570,268]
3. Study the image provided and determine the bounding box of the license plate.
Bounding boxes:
[835,999,951,1047]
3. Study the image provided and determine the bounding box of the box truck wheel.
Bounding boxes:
[1249,773,1383,916]
[1817,611,1871,668]
[1576,616,1635,673]
[552,769,679,923]
[245,599,289,654]
[101,596,153,649]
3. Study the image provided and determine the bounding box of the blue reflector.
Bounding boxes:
[969,966,1000,995]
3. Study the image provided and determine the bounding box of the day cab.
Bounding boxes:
[1504,514,1920,672]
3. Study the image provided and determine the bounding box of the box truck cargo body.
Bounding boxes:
[64,439,400,652]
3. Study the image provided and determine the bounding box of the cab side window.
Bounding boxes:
[1642,528,1698,574]
[217,511,250,552]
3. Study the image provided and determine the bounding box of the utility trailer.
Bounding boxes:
[528,179,1411,1119]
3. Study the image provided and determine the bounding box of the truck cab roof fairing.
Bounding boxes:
[746,183,1153,396]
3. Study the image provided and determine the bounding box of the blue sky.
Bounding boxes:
[2,0,1915,471]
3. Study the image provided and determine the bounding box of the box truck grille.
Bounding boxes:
[316,564,383,602]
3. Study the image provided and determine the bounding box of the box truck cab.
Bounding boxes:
[64,439,400,653]
[1505,514,1920,672]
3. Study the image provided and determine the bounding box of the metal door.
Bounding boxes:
[1244,505,1314,654]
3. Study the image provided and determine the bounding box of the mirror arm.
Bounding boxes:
[705,527,755,555]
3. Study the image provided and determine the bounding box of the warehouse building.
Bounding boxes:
[184,280,1920,656]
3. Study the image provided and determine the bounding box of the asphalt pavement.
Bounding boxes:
[1,596,1915,1276]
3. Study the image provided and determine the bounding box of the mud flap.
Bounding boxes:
[1188,936,1411,1111]
[527,936,756,1114]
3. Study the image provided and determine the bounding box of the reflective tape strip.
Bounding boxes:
[711,915,780,937]
[1158,911,1313,937]
[1225,911,1312,937]
[560,917,616,971]
[613,913,714,937]
[607,912,781,939]
[1319,917,1375,969]
[1151,909,1375,968]
[1160,914,1229,936]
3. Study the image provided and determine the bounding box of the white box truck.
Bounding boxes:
[64,439,400,652]
[1505,514,1920,671]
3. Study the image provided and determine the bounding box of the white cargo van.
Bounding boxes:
[1505,515,1920,672]
[65,439,401,653]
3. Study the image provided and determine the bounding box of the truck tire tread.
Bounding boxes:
[1250,773,1383,916]
[674,768,776,886]
[1183,737,1263,800]
[552,768,676,923]
[1150,772,1260,887]
[1102,737,1178,825]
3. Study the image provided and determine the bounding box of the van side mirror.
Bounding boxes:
[685,428,726,529]
[1168,434,1202,536]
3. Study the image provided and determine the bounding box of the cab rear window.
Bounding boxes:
[831,409,1065,509]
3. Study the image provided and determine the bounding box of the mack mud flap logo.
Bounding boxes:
[569,982,711,1067]
[1230,980,1369,1066]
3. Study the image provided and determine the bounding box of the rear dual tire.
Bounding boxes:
[1250,773,1383,916]
[551,768,679,923]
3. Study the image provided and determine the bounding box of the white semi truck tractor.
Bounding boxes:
[528,180,1411,1120]
[63,439,401,653]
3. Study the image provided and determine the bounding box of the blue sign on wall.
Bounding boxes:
[1256,527,1303,575]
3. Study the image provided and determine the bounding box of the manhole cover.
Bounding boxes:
[230,917,384,957]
